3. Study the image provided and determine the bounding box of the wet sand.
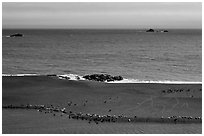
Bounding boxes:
[2,75,202,134]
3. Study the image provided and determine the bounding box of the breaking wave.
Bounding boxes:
[2,73,201,84]
[107,78,201,84]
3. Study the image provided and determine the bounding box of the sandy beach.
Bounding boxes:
[2,75,202,134]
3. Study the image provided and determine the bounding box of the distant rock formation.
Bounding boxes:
[160,30,168,33]
[83,74,123,82]
[146,29,168,33]
[9,33,24,37]
[146,29,155,32]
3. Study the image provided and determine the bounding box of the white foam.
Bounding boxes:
[107,78,201,84]
[2,74,201,84]
[2,74,40,76]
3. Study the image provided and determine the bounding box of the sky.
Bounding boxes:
[2,2,202,29]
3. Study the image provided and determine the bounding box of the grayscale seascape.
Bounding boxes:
[2,2,202,134]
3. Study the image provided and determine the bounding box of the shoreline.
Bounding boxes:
[2,74,202,84]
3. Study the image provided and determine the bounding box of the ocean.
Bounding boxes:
[2,29,202,82]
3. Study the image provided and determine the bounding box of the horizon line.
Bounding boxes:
[2,28,202,30]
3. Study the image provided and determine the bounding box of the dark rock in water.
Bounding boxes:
[47,74,57,77]
[160,30,168,33]
[76,76,80,80]
[83,74,123,82]
[146,29,154,32]
[9,33,24,37]
[113,75,123,81]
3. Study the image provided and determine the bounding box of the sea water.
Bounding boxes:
[2,29,202,82]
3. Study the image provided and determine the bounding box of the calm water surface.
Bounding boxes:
[2,29,202,82]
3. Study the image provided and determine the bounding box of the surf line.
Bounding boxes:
[3,104,202,124]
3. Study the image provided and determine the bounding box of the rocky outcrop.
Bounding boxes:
[146,29,155,32]
[146,29,168,33]
[9,33,23,37]
[160,30,168,33]
[83,74,123,82]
